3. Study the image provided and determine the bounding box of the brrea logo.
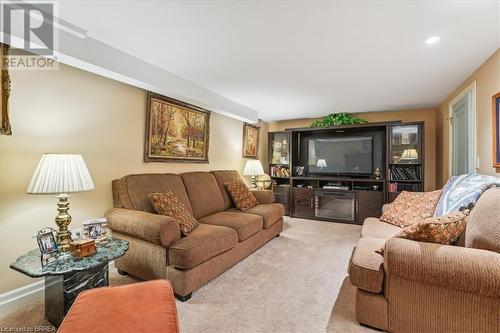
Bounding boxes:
[1,1,58,70]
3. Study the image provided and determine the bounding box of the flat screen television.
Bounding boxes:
[307,136,373,176]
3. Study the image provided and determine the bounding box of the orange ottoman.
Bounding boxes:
[58,280,180,333]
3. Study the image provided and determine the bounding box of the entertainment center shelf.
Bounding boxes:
[269,121,424,225]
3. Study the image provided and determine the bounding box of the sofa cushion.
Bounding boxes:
[466,187,500,253]
[211,170,241,209]
[169,224,238,269]
[228,203,284,229]
[380,190,442,227]
[180,172,226,219]
[113,174,193,214]
[362,217,402,240]
[149,192,199,236]
[349,237,386,293]
[199,211,263,241]
[394,210,468,245]
[225,181,258,211]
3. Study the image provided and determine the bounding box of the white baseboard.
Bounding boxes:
[0,280,45,318]
[0,260,116,319]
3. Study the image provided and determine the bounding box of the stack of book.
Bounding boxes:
[270,165,290,177]
[389,166,420,181]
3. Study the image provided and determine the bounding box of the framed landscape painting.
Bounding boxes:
[145,92,210,163]
[242,122,260,159]
[493,92,500,168]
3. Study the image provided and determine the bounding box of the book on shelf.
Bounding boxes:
[270,165,290,177]
[388,182,421,192]
[389,165,420,181]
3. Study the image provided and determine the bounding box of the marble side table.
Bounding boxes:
[10,238,128,327]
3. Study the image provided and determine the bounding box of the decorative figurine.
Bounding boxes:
[374,167,382,180]
[294,166,305,176]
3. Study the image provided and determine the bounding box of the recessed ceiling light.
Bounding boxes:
[424,36,440,45]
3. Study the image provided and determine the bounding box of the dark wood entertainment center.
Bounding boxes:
[268,121,424,224]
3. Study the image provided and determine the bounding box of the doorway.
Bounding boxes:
[449,82,476,176]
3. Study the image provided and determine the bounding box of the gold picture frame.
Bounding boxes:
[145,92,210,163]
[493,92,500,168]
[242,122,260,159]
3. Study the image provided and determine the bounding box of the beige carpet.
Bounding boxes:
[1,217,379,333]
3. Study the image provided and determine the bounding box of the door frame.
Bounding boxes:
[448,81,477,176]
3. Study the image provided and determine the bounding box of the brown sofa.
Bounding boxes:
[348,187,500,333]
[105,170,284,301]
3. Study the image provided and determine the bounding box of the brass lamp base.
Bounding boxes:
[249,175,257,189]
[55,194,72,253]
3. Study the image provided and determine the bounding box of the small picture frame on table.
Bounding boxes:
[35,227,59,267]
[83,218,108,244]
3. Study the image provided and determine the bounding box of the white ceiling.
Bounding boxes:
[55,1,500,121]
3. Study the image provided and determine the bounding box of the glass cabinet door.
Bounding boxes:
[389,125,421,164]
[270,132,290,165]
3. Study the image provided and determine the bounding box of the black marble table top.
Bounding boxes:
[10,239,129,278]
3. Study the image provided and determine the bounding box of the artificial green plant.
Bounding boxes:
[310,112,368,128]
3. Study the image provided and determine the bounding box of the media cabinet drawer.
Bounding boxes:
[355,190,384,223]
[292,187,314,218]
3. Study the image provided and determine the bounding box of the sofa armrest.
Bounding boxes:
[382,204,391,214]
[251,190,274,204]
[384,238,500,298]
[105,208,181,247]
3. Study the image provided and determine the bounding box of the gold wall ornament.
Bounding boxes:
[1,43,12,135]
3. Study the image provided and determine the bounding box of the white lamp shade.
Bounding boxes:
[27,154,95,194]
[400,149,419,160]
[243,160,264,176]
[316,159,328,168]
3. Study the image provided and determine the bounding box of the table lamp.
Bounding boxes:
[316,159,328,169]
[27,154,95,253]
[243,160,264,188]
[399,149,419,163]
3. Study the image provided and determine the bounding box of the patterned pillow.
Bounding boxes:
[148,191,199,236]
[380,190,442,227]
[376,210,469,255]
[395,210,468,244]
[224,181,258,211]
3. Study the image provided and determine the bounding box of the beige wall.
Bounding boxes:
[0,63,267,293]
[269,108,437,191]
[436,49,500,187]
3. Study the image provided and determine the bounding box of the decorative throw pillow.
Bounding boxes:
[395,210,468,243]
[380,190,442,227]
[376,210,468,255]
[224,181,258,211]
[148,191,199,236]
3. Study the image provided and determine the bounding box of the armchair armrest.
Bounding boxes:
[251,190,274,204]
[105,208,180,247]
[384,238,500,298]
